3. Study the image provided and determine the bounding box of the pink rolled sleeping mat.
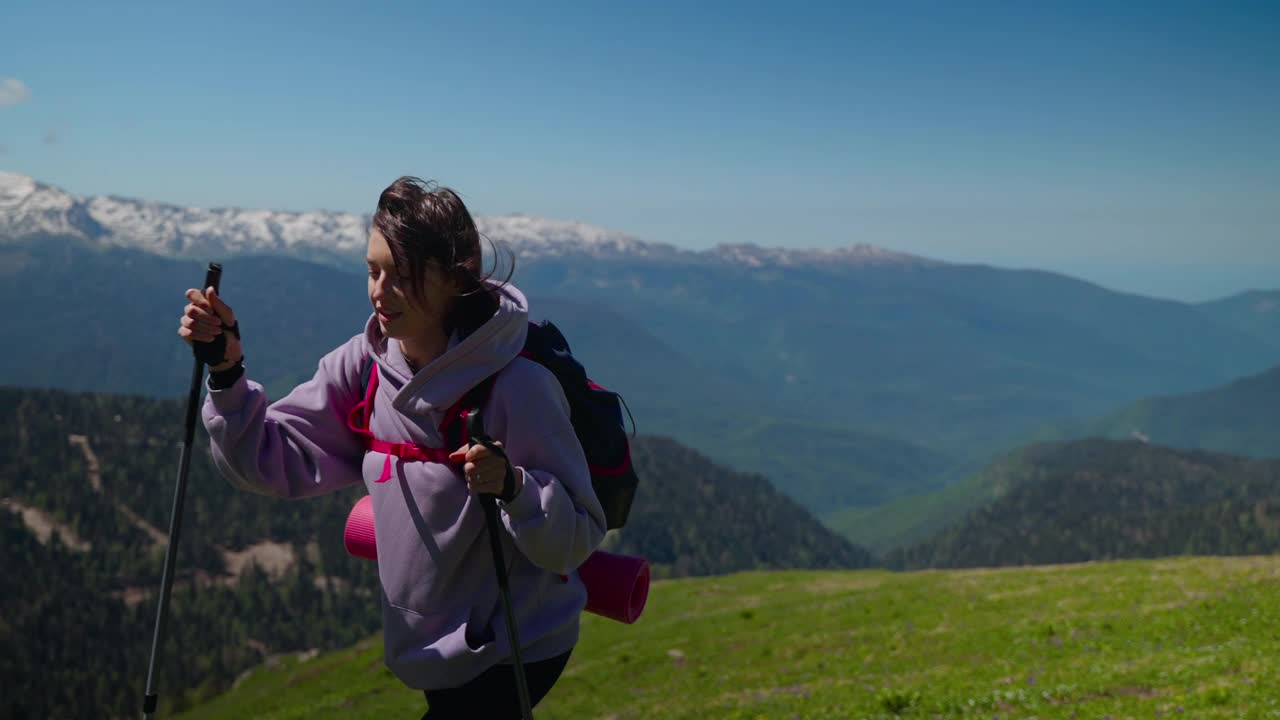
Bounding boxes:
[576,549,650,624]
[343,494,378,559]
[344,495,649,624]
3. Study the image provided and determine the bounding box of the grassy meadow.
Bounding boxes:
[176,555,1280,719]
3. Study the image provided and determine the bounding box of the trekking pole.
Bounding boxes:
[465,414,534,720]
[479,494,535,720]
[142,262,222,719]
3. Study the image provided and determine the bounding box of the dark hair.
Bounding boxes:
[372,176,514,337]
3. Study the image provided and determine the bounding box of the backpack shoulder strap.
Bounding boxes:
[439,374,500,450]
[358,353,376,398]
[347,354,379,438]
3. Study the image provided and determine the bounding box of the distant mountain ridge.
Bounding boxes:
[1197,289,1280,352]
[0,171,930,269]
[834,361,1280,554]
[1038,363,1280,459]
[887,438,1280,570]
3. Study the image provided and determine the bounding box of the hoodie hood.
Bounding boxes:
[362,282,530,417]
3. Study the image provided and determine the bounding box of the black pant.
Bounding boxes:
[420,649,572,719]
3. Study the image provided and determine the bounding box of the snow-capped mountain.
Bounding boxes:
[711,242,928,268]
[0,171,930,269]
[0,171,365,265]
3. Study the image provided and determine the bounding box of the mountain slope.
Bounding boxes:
[833,360,1280,554]
[1197,289,1280,352]
[822,453,998,555]
[1036,364,1280,459]
[0,237,372,399]
[609,436,875,576]
[887,439,1280,570]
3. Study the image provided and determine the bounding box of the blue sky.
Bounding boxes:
[1,0,1277,300]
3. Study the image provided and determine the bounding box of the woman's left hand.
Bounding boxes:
[449,441,522,500]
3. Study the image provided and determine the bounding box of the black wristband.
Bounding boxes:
[192,320,241,367]
[208,358,245,390]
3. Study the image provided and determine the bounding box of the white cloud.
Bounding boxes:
[0,78,31,108]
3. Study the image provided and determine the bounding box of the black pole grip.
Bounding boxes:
[204,263,222,295]
[190,263,230,366]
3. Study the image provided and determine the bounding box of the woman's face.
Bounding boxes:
[366,228,456,339]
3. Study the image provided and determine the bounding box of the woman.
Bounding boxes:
[178,177,607,718]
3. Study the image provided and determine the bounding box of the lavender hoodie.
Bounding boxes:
[201,283,607,690]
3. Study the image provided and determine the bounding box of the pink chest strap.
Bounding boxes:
[346,358,569,583]
[346,361,457,482]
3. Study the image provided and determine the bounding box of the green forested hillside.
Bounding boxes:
[822,452,1010,554]
[610,436,874,576]
[1037,364,1280,459]
[1,387,382,718]
[177,556,1280,719]
[888,439,1280,569]
[0,385,864,719]
[0,508,378,719]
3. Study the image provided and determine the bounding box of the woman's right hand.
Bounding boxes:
[179,286,243,371]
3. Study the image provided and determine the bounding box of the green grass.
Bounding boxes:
[177,556,1280,719]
